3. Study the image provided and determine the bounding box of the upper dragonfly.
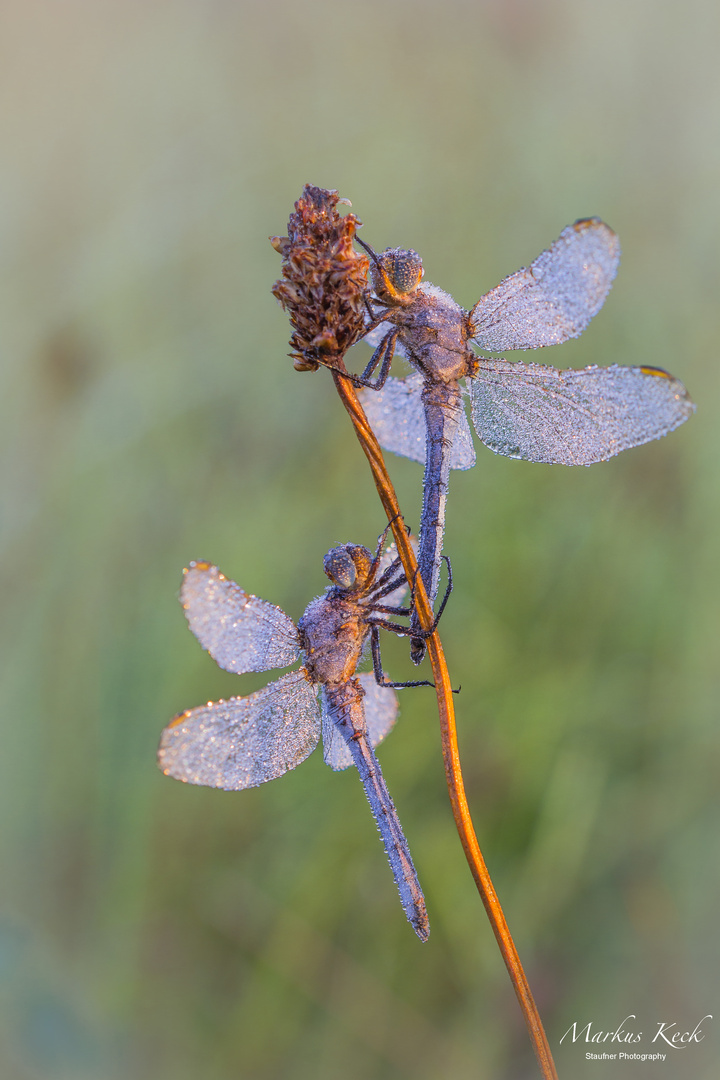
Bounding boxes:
[158,535,433,941]
[351,220,695,661]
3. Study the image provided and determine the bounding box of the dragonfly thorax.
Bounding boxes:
[393,286,475,384]
[297,594,367,686]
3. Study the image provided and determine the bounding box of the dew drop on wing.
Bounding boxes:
[469,360,695,465]
[158,670,321,790]
[359,373,476,470]
[469,219,621,352]
[181,561,301,674]
[320,675,399,771]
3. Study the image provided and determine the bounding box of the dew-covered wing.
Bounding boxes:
[359,673,399,749]
[358,373,425,465]
[469,219,620,351]
[181,561,300,674]
[321,675,398,771]
[358,373,475,470]
[469,360,695,465]
[158,670,320,789]
[320,687,353,771]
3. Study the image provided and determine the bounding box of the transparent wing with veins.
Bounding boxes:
[158,670,321,790]
[358,372,476,470]
[469,218,621,352]
[181,560,301,674]
[321,674,399,771]
[469,360,695,465]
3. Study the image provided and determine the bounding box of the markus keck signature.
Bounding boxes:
[560,1013,713,1059]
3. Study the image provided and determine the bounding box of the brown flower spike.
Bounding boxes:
[271,185,370,371]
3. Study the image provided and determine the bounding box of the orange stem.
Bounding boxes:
[330,364,558,1080]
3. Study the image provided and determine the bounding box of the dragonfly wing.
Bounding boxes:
[469,219,620,351]
[321,675,398,771]
[321,686,353,770]
[358,374,476,470]
[358,673,399,750]
[449,399,477,469]
[469,359,695,465]
[358,373,426,465]
[158,670,320,789]
[181,561,301,674]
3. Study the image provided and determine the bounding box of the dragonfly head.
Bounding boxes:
[372,248,423,304]
[323,544,374,593]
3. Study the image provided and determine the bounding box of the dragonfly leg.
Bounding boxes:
[427,555,453,634]
[406,556,453,641]
[408,556,460,677]
[370,603,411,616]
[360,522,403,602]
[361,299,393,333]
[368,568,403,599]
[363,517,412,601]
[358,328,398,390]
[366,613,416,635]
[368,517,400,577]
[313,357,373,387]
[312,330,397,390]
[367,565,412,603]
[369,626,435,689]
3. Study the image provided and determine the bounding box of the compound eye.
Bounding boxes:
[323,547,357,590]
[387,248,423,294]
[347,545,373,588]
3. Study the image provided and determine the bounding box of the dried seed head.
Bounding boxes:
[271,185,370,371]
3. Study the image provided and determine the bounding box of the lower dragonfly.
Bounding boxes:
[350,220,695,661]
[158,533,437,941]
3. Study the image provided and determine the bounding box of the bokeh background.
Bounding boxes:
[1,2,718,1078]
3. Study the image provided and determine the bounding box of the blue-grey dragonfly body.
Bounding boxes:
[158,541,431,941]
[355,220,695,661]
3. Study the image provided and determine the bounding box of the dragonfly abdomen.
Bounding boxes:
[325,679,430,942]
[410,381,464,663]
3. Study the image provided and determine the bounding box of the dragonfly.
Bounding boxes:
[158,534,435,941]
[350,220,695,661]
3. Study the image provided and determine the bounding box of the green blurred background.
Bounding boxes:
[1,2,717,1077]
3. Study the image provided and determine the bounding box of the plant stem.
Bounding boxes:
[330,363,559,1080]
